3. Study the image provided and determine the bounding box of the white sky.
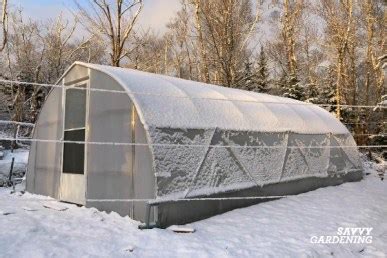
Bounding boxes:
[13,0,181,34]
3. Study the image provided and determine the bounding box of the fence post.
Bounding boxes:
[8,157,14,187]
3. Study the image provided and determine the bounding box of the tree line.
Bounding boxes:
[0,0,385,146]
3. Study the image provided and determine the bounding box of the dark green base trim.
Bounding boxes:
[156,170,363,228]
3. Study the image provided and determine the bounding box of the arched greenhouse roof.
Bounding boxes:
[66,62,349,135]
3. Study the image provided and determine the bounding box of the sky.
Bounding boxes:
[14,0,181,33]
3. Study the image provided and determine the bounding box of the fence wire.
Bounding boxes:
[0,120,385,145]
[0,79,385,204]
[1,120,385,129]
[0,136,385,149]
[0,79,385,109]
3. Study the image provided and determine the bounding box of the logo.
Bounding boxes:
[310,227,373,244]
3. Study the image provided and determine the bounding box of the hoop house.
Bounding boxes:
[27,62,362,227]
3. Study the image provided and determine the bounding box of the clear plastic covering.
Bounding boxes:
[80,62,349,134]
[68,63,362,199]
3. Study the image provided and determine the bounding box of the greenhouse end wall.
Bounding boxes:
[85,69,156,223]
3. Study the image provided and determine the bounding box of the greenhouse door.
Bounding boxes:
[59,82,88,205]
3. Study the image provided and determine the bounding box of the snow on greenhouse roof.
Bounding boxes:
[71,62,349,134]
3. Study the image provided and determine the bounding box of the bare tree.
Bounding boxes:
[319,0,355,119]
[124,2,199,79]
[164,2,196,79]
[281,0,303,79]
[193,0,210,83]
[298,6,322,89]
[74,0,143,67]
[125,31,166,73]
[41,14,102,82]
[362,0,385,105]
[0,0,8,52]
[1,10,45,140]
[1,9,105,126]
[267,0,305,100]
[187,0,259,87]
[355,0,385,144]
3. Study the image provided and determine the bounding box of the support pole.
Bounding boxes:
[8,157,14,187]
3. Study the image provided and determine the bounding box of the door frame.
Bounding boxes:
[59,79,90,205]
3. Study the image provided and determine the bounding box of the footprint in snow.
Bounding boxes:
[0,210,15,215]
[123,246,135,253]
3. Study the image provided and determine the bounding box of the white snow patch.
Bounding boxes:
[0,162,386,257]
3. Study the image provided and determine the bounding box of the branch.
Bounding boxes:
[119,0,143,53]
[239,0,260,52]
[66,35,94,60]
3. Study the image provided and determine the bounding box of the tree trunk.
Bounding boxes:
[194,0,210,83]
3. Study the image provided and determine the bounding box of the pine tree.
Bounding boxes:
[240,60,257,91]
[305,82,319,103]
[273,73,287,96]
[319,68,341,116]
[282,73,305,100]
[256,46,269,93]
[320,85,337,113]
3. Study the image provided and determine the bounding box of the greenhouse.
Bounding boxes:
[26,62,363,227]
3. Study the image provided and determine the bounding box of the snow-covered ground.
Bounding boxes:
[0,161,386,257]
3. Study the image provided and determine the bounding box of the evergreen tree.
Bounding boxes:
[318,68,344,117]
[240,60,257,91]
[319,84,337,113]
[282,73,305,100]
[272,73,287,96]
[305,82,319,103]
[256,46,269,93]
